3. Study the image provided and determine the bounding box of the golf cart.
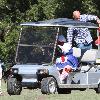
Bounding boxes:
[7,18,100,95]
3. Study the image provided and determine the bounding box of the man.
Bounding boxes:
[67,10,100,54]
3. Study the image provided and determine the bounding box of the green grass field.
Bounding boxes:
[0,80,100,100]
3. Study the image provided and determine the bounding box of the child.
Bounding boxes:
[56,41,78,83]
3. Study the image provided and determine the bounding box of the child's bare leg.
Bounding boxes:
[60,65,72,83]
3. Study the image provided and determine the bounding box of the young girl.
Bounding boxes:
[56,37,78,83]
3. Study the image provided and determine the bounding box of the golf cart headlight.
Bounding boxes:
[96,58,100,64]
[13,69,18,74]
[38,69,48,74]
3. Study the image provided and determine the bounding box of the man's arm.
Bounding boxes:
[81,14,100,26]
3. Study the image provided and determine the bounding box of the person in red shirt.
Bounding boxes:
[95,36,100,45]
[95,28,100,45]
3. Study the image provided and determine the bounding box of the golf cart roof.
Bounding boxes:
[20,18,98,28]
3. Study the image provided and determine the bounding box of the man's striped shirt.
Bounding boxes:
[67,14,98,45]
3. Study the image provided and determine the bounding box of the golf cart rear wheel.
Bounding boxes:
[95,83,100,94]
[41,77,57,94]
[7,77,22,95]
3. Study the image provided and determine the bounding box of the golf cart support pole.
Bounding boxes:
[15,27,23,63]
[52,27,60,63]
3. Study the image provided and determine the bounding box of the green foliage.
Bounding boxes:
[82,0,99,14]
[38,0,59,19]
[0,26,19,63]
[0,0,100,67]
[55,0,82,18]
[26,0,59,21]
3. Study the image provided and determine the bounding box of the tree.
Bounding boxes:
[0,0,100,66]
[81,0,99,15]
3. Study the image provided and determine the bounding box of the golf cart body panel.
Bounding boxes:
[59,71,100,88]
[7,18,100,95]
[12,64,53,84]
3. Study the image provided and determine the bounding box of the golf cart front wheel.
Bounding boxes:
[41,77,57,94]
[7,78,22,95]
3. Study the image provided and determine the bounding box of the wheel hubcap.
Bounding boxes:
[49,81,56,93]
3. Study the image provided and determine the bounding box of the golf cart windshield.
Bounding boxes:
[15,18,98,64]
[15,27,56,64]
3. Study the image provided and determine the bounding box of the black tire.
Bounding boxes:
[95,83,100,94]
[57,88,71,94]
[41,77,57,94]
[7,78,22,95]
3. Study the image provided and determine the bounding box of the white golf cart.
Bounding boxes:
[7,18,100,95]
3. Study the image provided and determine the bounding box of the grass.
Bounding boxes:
[0,80,100,100]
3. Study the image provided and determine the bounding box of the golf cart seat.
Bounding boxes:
[81,49,98,62]
[73,47,98,62]
[73,48,98,72]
